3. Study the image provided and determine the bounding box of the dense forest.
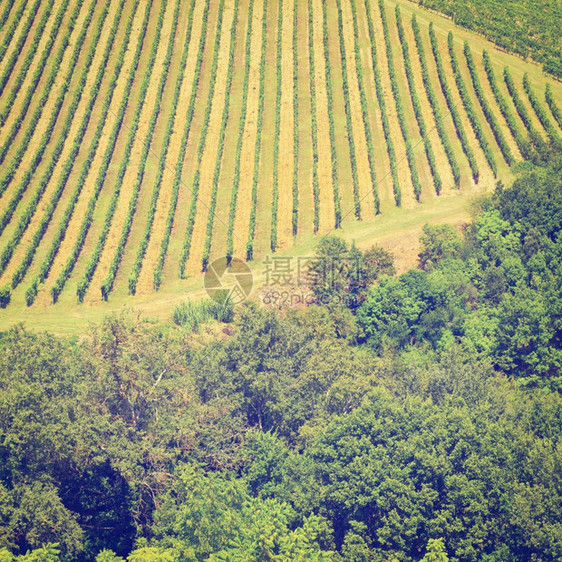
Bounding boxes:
[415,0,562,78]
[1,145,562,559]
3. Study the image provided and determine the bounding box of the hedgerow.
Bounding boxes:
[429,24,479,182]
[481,50,535,161]
[225,0,255,263]
[153,0,211,290]
[395,6,442,195]
[463,42,514,166]
[128,0,198,294]
[365,0,401,205]
[379,0,422,200]
[335,0,361,218]
[412,15,460,187]
[179,0,226,276]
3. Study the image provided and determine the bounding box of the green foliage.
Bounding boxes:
[270,0,283,251]
[0,0,82,163]
[7,0,132,299]
[73,0,153,300]
[415,0,562,79]
[522,73,562,149]
[101,0,178,300]
[201,0,240,269]
[0,0,117,282]
[350,0,379,212]
[463,42,514,166]
[447,32,498,176]
[421,538,449,561]
[503,67,549,155]
[0,0,16,31]
[411,15,461,187]
[365,0,401,206]
[291,0,300,235]
[0,0,41,100]
[226,0,255,262]
[379,0,423,200]
[321,0,342,226]
[429,24,480,182]
[307,0,321,232]
[154,0,210,289]
[335,0,362,218]
[395,6,442,195]
[0,285,10,308]
[0,0,55,123]
[129,0,197,293]
[308,236,394,311]
[245,0,269,259]
[172,296,234,330]
[546,84,562,130]
[150,464,332,560]
[180,0,226,275]
[482,50,537,162]
[418,224,462,271]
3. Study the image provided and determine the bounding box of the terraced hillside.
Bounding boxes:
[0,0,561,314]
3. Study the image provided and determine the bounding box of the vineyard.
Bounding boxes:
[0,0,560,313]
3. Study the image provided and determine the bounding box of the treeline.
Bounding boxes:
[2,149,562,559]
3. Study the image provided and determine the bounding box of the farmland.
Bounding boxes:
[0,0,561,326]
